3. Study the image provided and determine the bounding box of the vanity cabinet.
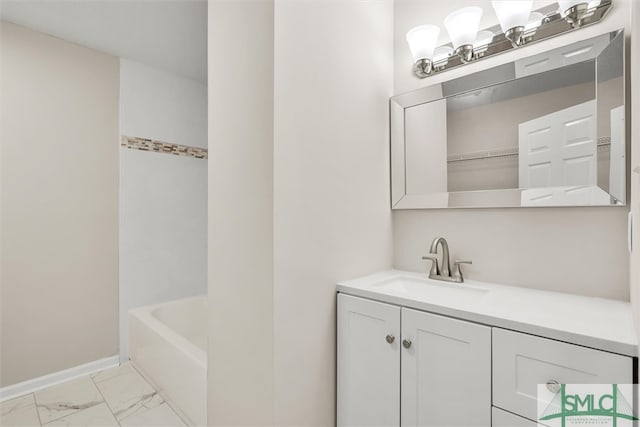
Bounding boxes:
[337,291,635,427]
[401,308,491,426]
[491,407,538,427]
[493,328,633,422]
[337,294,400,426]
[337,294,491,426]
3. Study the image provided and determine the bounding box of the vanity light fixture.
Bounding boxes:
[559,0,593,27]
[407,0,613,78]
[524,12,545,31]
[433,46,453,64]
[444,7,483,63]
[492,0,534,47]
[406,24,441,77]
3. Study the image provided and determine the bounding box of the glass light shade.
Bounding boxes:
[558,0,588,13]
[525,11,545,30]
[492,1,533,33]
[474,30,494,48]
[433,46,453,62]
[444,7,483,49]
[406,25,441,62]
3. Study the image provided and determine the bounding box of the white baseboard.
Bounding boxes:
[0,356,119,402]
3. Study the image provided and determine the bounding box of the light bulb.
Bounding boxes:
[444,7,483,49]
[406,25,441,63]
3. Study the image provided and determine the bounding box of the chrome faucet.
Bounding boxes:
[421,237,472,283]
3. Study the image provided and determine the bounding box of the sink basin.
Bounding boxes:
[370,275,488,306]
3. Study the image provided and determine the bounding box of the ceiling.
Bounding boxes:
[1,0,207,83]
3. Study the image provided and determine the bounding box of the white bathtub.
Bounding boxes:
[129,296,207,426]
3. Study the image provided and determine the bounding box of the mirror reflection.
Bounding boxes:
[393,29,625,209]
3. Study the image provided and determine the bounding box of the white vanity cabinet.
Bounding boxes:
[401,308,491,426]
[337,294,400,426]
[492,328,633,423]
[337,294,491,427]
[337,273,636,427]
[337,271,637,427]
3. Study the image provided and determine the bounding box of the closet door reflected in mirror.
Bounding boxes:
[390,29,626,209]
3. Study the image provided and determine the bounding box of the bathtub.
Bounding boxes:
[129,296,206,426]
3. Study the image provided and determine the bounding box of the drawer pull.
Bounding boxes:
[546,380,561,394]
[402,339,412,349]
[386,334,395,344]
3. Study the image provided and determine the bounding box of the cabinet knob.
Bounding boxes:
[402,339,412,349]
[385,334,395,344]
[546,380,561,394]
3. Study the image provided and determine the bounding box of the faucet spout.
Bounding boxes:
[429,237,450,277]
[422,236,471,283]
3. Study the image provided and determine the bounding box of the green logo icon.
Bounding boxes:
[538,384,637,427]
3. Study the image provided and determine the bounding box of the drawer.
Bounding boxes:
[493,328,633,421]
[492,407,539,427]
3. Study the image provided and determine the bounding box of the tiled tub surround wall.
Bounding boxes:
[121,136,208,159]
[119,58,207,363]
[0,364,186,427]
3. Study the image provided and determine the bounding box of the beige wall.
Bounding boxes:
[0,22,119,387]
[393,0,632,300]
[207,1,275,425]
[273,1,394,424]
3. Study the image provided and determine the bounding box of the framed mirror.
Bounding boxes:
[390,29,626,209]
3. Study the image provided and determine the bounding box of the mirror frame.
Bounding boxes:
[390,29,626,210]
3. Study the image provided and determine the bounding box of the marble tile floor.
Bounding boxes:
[0,363,186,427]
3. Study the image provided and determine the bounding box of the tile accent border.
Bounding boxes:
[121,136,208,159]
[0,356,119,403]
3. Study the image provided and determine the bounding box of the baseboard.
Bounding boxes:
[0,355,119,402]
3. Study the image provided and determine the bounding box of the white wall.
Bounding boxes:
[273,1,394,424]
[207,1,275,424]
[206,1,394,425]
[393,0,632,300]
[119,59,207,362]
[120,59,207,148]
[630,1,640,344]
[1,22,119,386]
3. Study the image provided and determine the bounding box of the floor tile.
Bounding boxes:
[34,377,103,424]
[0,394,41,426]
[93,364,163,420]
[43,403,117,427]
[120,403,186,427]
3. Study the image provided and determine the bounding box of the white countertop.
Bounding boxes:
[337,270,638,357]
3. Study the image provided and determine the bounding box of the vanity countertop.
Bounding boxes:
[337,270,638,357]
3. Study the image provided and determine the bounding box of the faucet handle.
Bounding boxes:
[421,255,439,276]
[452,260,472,282]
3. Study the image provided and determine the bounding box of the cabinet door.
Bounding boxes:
[401,308,491,427]
[492,407,539,427]
[337,294,400,427]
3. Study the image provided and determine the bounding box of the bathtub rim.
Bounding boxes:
[128,295,207,370]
